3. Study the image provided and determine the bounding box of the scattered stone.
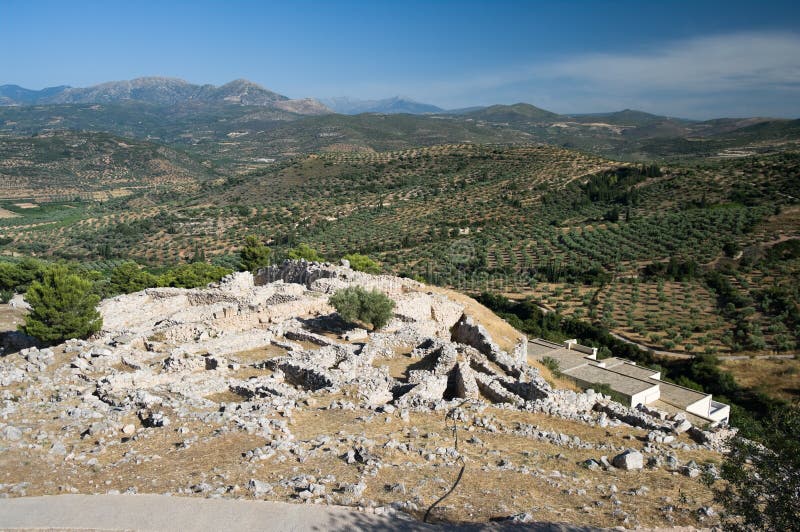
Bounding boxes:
[0,425,22,441]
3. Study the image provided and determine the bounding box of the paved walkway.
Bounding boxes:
[0,495,600,532]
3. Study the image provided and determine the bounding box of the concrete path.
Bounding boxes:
[0,495,600,532]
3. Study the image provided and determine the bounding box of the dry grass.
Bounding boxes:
[0,343,722,529]
[722,357,800,402]
[372,346,417,381]
[0,304,25,332]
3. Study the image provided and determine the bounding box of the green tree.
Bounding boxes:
[21,266,102,343]
[158,263,232,289]
[108,262,158,295]
[239,235,271,272]
[0,258,44,293]
[342,253,380,274]
[330,286,395,330]
[716,406,800,531]
[190,244,206,264]
[287,243,323,262]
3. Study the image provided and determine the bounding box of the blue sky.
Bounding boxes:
[2,0,799,118]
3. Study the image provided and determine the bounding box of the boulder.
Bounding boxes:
[612,449,644,470]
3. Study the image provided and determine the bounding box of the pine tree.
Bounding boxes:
[22,266,102,343]
[239,235,271,272]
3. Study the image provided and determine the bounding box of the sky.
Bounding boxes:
[2,0,800,118]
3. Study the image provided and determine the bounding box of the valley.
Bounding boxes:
[0,75,798,529]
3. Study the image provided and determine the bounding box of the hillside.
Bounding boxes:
[2,141,797,363]
[458,103,561,124]
[0,84,71,105]
[0,77,330,114]
[1,94,797,163]
[0,103,533,170]
[0,262,732,527]
[321,96,444,115]
[0,130,216,201]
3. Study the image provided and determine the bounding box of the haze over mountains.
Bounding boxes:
[321,96,444,115]
[0,76,798,162]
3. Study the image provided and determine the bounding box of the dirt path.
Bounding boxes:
[609,331,795,361]
[608,332,692,359]
[0,494,599,532]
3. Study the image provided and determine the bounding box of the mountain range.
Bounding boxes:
[321,96,444,115]
[0,77,797,162]
[0,77,330,115]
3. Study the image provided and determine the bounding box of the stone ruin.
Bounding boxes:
[87,259,555,413]
[0,260,735,481]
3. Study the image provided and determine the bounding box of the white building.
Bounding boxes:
[529,338,730,425]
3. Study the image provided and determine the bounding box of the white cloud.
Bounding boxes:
[546,32,800,93]
[314,31,800,117]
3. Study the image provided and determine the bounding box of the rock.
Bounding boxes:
[342,482,366,497]
[0,425,22,441]
[612,449,644,470]
[665,455,680,470]
[122,424,136,436]
[672,420,692,434]
[503,512,536,523]
[50,441,67,455]
[248,479,273,496]
[682,466,701,478]
[138,410,170,428]
[582,459,602,471]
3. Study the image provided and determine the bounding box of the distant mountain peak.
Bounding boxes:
[0,77,331,114]
[321,96,444,115]
[459,102,561,123]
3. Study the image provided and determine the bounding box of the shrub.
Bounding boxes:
[239,235,271,272]
[287,243,323,262]
[590,382,628,404]
[108,262,158,295]
[716,406,800,531]
[158,262,232,289]
[342,253,380,274]
[0,289,12,304]
[540,356,562,376]
[21,266,102,343]
[330,286,395,330]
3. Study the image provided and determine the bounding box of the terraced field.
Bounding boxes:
[0,131,216,201]
[0,141,798,358]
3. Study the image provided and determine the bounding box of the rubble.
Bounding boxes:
[0,260,732,526]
